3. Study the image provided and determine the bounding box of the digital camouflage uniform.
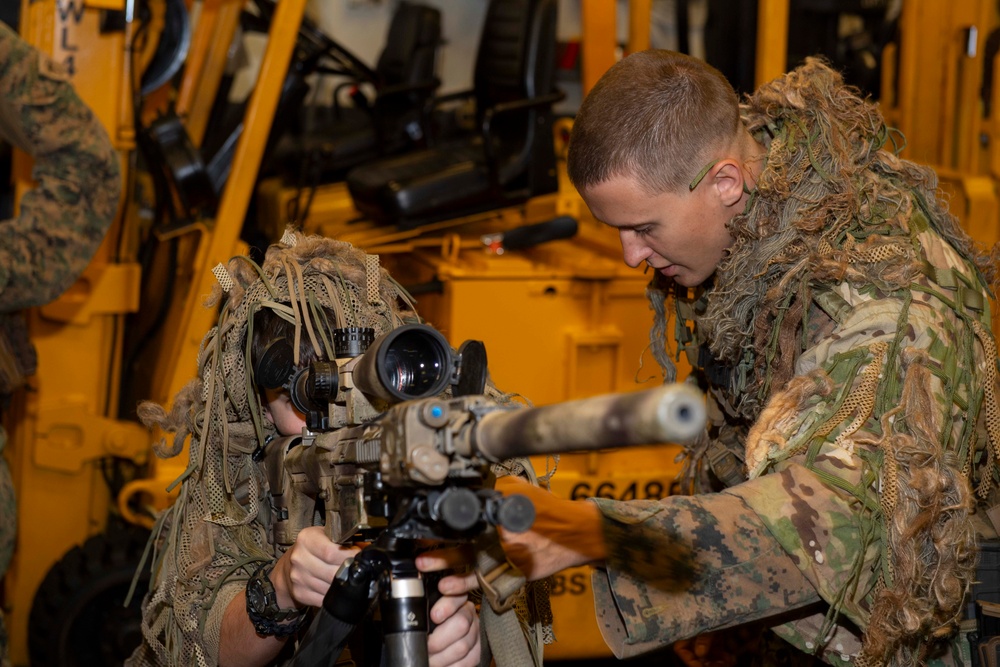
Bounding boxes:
[591,60,999,667]
[0,19,121,667]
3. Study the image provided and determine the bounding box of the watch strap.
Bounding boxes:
[246,561,308,638]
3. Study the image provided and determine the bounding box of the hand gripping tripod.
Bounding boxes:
[289,485,533,667]
[290,532,430,667]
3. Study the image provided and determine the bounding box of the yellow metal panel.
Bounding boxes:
[957,175,1000,247]
[755,0,789,86]
[32,401,148,474]
[890,0,988,168]
[566,327,624,398]
[627,0,652,54]
[38,262,141,325]
[450,281,648,404]
[84,0,124,9]
[581,1,618,94]
[954,1,992,173]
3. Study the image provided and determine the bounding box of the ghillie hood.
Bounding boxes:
[131,230,420,666]
[652,58,992,421]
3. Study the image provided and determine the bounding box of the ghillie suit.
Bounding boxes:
[127,230,550,667]
[592,60,1000,667]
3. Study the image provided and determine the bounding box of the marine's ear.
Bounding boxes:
[708,158,746,208]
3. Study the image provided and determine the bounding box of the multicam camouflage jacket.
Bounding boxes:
[590,60,999,667]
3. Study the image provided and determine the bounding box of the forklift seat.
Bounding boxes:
[346,0,563,230]
[268,1,442,184]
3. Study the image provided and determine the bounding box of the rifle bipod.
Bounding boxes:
[291,535,434,667]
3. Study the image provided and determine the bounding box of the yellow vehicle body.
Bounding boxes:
[877,0,1000,334]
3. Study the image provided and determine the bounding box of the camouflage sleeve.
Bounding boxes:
[0,21,120,310]
[589,482,822,658]
[592,222,989,663]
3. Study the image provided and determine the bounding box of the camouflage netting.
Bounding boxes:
[126,230,549,666]
[648,60,1000,666]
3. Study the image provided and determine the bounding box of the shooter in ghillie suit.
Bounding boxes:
[0,20,121,667]
[127,231,549,667]
[486,51,1000,667]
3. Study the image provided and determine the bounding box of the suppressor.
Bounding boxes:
[472,383,706,461]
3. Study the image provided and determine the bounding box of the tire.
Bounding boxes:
[27,523,151,667]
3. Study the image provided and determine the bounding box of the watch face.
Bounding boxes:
[247,579,267,611]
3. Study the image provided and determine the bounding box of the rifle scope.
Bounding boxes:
[352,323,456,402]
[287,323,458,421]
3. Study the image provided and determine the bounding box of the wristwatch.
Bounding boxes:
[245,561,307,638]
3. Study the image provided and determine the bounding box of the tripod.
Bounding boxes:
[287,475,535,667]
[291,531,431,667]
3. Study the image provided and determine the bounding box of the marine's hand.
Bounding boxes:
[427,593,480,667]
[416,545,478,596]
[271,526,359,608]
[494,476,606,580]
[414,544,480,665]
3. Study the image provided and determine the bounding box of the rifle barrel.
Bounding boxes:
[472,384,705,460]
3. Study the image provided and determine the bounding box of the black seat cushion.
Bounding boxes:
[268,107,379,182]
[348,142,492,224]
[263,2,441,183]
[346,0,560,230]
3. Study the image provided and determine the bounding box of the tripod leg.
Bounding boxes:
[290,551,387,667]
[380,564,429,667]
[291,612,358,667]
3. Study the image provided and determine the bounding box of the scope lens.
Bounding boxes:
[378,326,452,400]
